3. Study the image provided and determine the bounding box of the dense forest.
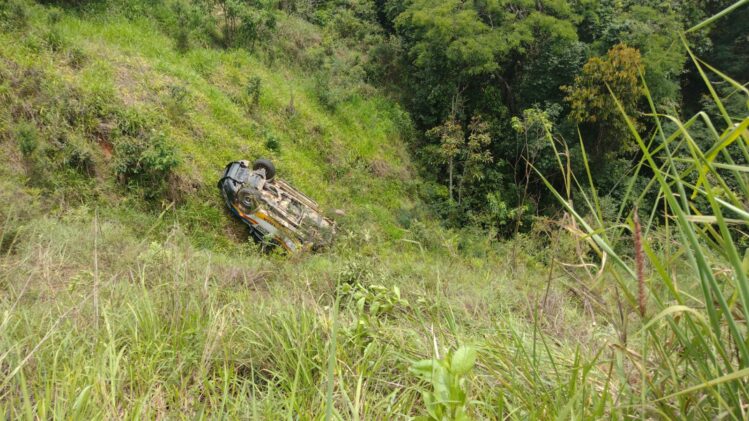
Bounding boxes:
[1,0,748,418]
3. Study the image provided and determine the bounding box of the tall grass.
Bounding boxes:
[538,6,749,418]
[1,208,607,418]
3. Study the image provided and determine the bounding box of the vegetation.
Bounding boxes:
[0,0,748,419]
[373,0,748,229]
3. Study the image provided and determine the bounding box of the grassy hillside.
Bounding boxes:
[0,3,415,249]
[0,2,602,419]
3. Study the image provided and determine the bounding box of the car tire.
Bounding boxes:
[253,158,276,180]
[237,187,261,210]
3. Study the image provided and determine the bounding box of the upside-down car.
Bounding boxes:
[218,159,335,252]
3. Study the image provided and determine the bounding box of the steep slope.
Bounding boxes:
[0,2,601,419]
[0,5,415,249]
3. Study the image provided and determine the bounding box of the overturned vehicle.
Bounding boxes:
[218,159,335,252]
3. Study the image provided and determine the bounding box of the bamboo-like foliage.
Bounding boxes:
[538,4,749,417]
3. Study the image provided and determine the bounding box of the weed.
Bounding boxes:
[410,346,477,420]
[264,131,280,152]
[340,281,409,345]
[538,19,749,417]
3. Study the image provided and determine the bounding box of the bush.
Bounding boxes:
[245,75,261,109]
[0,0,30,31]
[65,46,87,69]
[64,134,95,175]
[313,73,340,110]
[164,85,190,120]
[46,6,61,24]
[174,26,190,52]
[264,131,279,152]
[114,108,158,138]
[44,26,66,52]
[113,132,179,198]
[16,122,38,157]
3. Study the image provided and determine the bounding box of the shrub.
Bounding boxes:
[16,122,38,157]
[113,132,179,198]
[164,85,190,120]
[46,7,61,25]
[44,27,66,52]
[264,131,280,152]
[313,73,340,110]
[65,147,95,175]
[0,0,30,31]
[65,46,87,69]
[64,134,95,175]
[170,0,191,52]
[246,76,261,109]
[339,280,409,346]
[175,27,190,53]
[217,0,273,48]
[114,108,158,138]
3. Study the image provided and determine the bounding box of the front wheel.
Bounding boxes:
[252,158,276,180]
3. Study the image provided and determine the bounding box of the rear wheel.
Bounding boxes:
[252,158,276,180]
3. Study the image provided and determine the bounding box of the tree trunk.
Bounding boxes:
[458,160,469,206]
[448,158,454,202]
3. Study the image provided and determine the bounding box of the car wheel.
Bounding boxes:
[252,158,276,180]
[238,187,261,211]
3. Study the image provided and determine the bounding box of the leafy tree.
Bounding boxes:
[426,117,464,203]
[507,106,560,230]
[562,43,643,157]
[598,3,685,108]
[394,0,501,127]
[511,107,555,190]
[212,0,275,48]
[457,116,493,205]
[391,0,583,125]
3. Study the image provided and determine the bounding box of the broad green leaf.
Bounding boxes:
[410,359,435,380]
[451,346,477,375]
